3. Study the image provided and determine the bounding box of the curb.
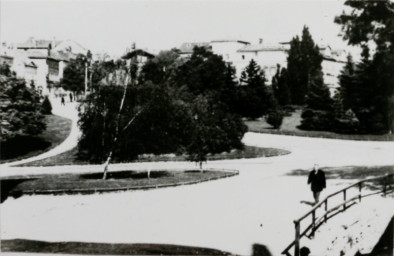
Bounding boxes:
[9,169,239,197]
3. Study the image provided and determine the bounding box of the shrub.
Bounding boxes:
[266,109,284,129]
[0,75,46,142]
[41,96,52,115]
[332,109,359,134]
[299,109,332,131]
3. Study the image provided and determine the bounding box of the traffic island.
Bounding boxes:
[0,169,238,203]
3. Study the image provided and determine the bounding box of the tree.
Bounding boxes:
[78,80,190,172]
[335,0,394,134]
[298,71,333,131]
[266,107,284,130]
[78,47,247,171]
[237,59,272,119]
[351,46,390,134]
[0,75,46,142]
[173,47,247,167]
[0,62,11,76]
[139,50,183,85]
[331,92,359,134]
[287,26,323,105]
[41,96,52,115]
[186,95,246,168]
[60,54,86,95]
[338,55,357,110]
[272,64,291,106]
[90,60,117,90]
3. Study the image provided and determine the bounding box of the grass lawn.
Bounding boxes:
[246,109,394,141]
[0,115,72,163]
[289,165,394,190]
[1,239,235,255]
[17,146,290,167]
[0,169,238,202]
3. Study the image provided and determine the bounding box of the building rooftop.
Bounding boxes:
[17,38,61,49]
[237,43,289,53]
[52,51,78,62]
[211,39,250,45]
[178,42,211,54]
[122,49,155,59]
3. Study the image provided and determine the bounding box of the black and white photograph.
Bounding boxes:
[0,0,393,255]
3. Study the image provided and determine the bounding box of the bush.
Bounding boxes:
[266,109,284,129]
[0,75,46,142]
[41,96,52,114]
[298,109,332,131]
[332,109,359,134]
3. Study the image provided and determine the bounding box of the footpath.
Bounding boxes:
[0,96,81,169]
[299,195,394,256]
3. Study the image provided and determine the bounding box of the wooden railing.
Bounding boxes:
[282,173,394,256]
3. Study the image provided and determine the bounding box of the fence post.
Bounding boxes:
[358,182,362,202]
[311,209,316,237]
[343,190,347,210]
[324,199,328,223]
[390,174,394,194]
[294,221,300,256]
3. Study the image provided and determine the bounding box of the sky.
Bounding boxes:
[0,0,352,57]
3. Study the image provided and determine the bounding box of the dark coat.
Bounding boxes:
[308,169,326,192]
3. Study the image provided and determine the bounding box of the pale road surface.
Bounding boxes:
[0,96,81,168]
[1,99,394,255]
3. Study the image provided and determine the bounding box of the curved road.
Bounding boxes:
[1,100,394,256]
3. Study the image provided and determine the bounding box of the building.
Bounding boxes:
[321,48,347,95]
[122,49,154,67]
[100,47,155,86]
[236,40,289,82]
[207,38,347,91]
[15,37,88,94]
[210,39,250,64]
[52,39,88,55]
[0,42,39,87]
[178,42,211,58]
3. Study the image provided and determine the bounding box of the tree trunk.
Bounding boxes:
[102,151,113,180]
[388,94,394,134]
[102,70,130,180]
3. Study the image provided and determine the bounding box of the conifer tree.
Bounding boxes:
[331,91,359,134]
[237,59,271,119]
[338,54,356,110]
[272,64,291,106]
[335,0,394,134]
[299,71,333,131]
[287,26,323,105]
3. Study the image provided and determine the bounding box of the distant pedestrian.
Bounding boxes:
[61,96,65,106]
[308,164,326,204]
[69,93,73,102]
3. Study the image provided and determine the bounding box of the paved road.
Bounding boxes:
[1,97,394,255]
[1,131,394,255]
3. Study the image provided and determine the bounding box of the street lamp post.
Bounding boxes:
[85,50,92,96]
[84,61,88,95]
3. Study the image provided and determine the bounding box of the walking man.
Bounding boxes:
[69,92,73,102]
[308,164,326,204]
[61,96,65,106]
